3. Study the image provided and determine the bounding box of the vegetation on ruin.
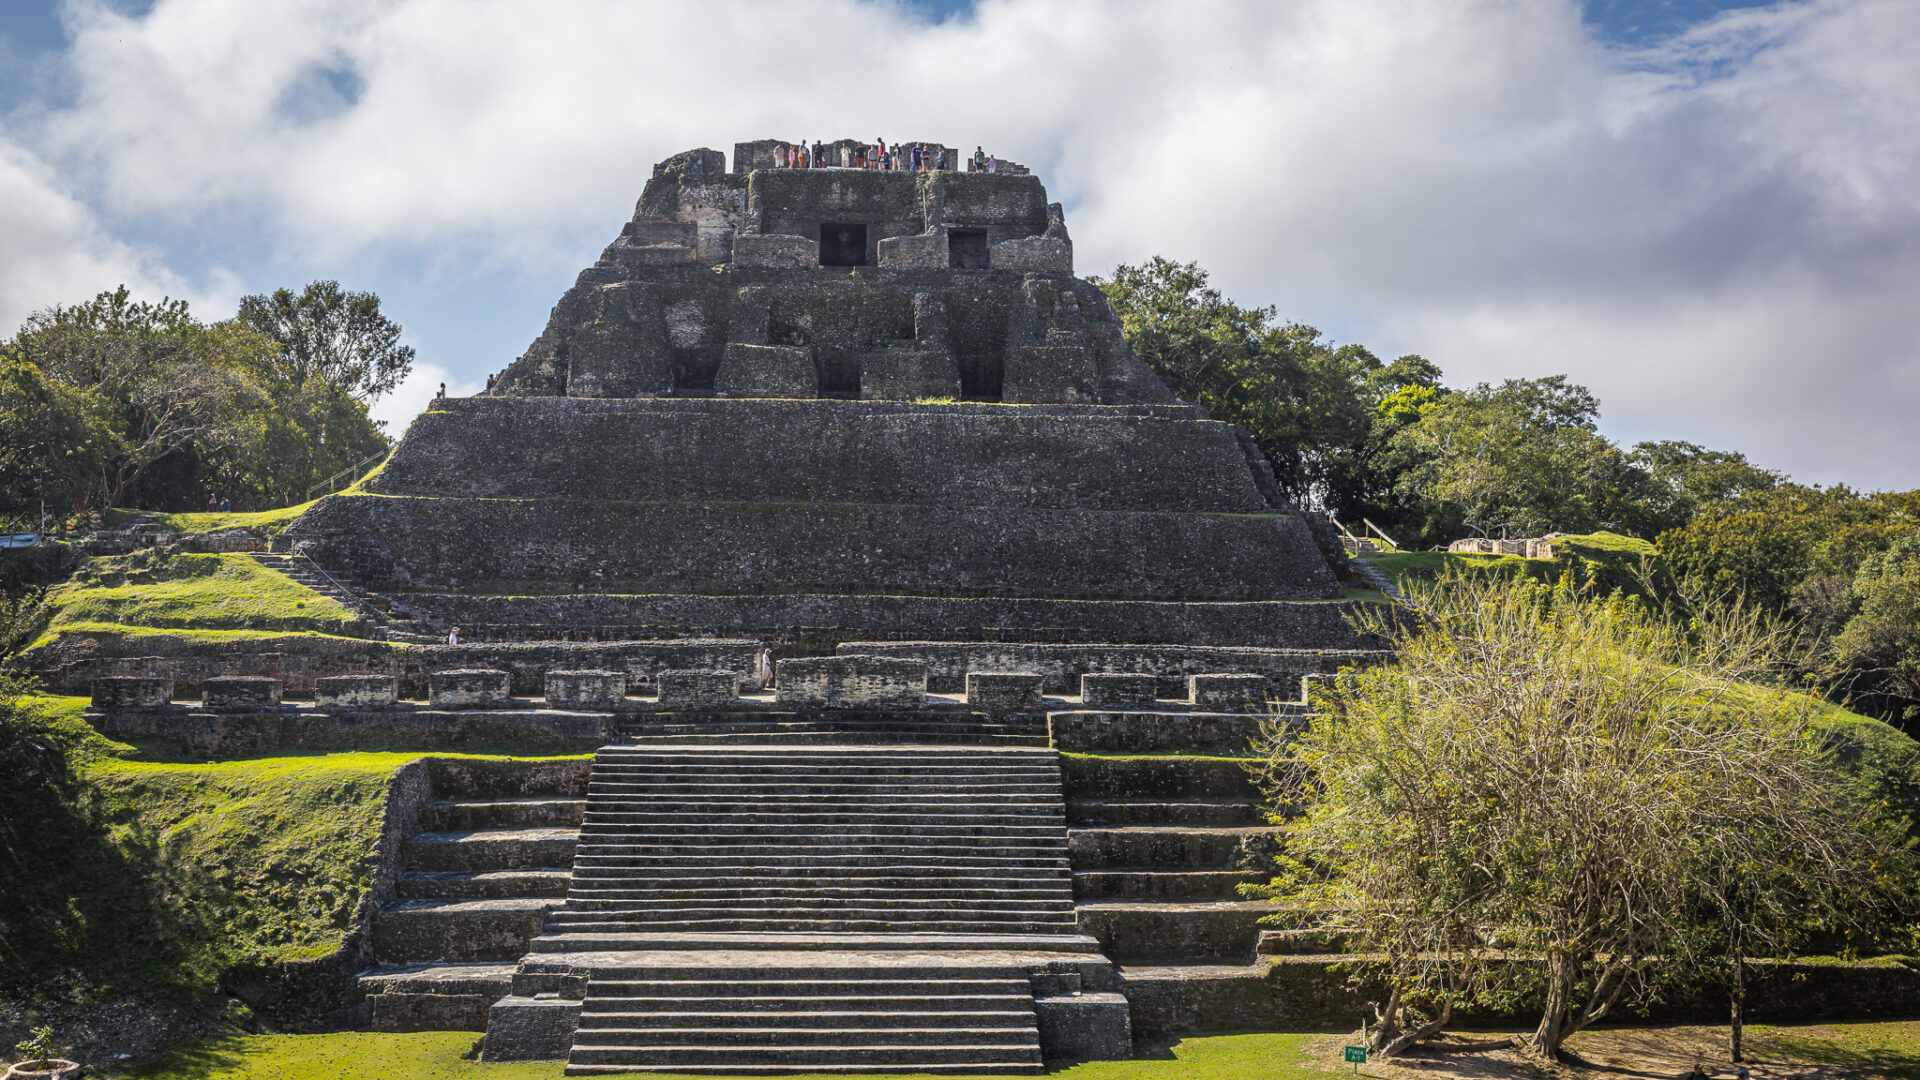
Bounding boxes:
[101,500,317,534]
[24,551,359,649]
[0,676,585,1003]
[1250,571,1919,1062]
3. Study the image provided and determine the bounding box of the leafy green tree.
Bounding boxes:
[0,356,119,518]
[1658,486,1920,614]
[9,288,277,508]
[1627,440,1782,536]
[1253,572,1914,1061]
[1833,529,1920,714]
[1389,376,1644,540]
[236,280,415,400]
[1094,258,1440,522]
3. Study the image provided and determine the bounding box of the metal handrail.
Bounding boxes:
[306,449,388,501]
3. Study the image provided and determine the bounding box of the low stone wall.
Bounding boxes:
[1124,955,1920,1038]
[203,676,284,711]
[1049,710,1282,756]
[544,670,626,709]
[395,640,761,697]
[775,655,928,708]
[430,669,512,708]
[89,675,173,709]
[658,670,740,705]
[383,595,1384,650]
[837,641,1387,696]
[316,675,398,709]
[23,631,395,695]
[966,672,1043,708]
[85,705,608,759]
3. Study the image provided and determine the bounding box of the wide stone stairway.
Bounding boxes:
[485,742,1116,1074]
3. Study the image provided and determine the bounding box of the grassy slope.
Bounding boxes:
[29,551,359,648]
[103,503,316,535]
[1,692,585,1000]
[105,1023,1920,1080]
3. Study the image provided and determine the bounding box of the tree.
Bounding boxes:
[9,288,278,508]
[1627,440,1782,536]
[1251,572,1913,1061]
[0,356,119,519]
[1093,258,1441,518]
[1833,528,1920,716]
[236,280,414,400]
[1389,376,1645,540]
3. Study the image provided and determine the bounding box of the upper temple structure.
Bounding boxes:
[488,141,1173,405]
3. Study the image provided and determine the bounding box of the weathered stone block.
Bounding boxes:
[993,235,1073,274]
[90,675,172,710]
[860,349,961,400]
[201,676,283,711]
[483,995,579,1061]
[876,230,946,268]
[430,669,512,708]
[1003,344,1098,404]
[776,655,927,708]
[730,233,818,267]
[1081,673,1157,705]
[544,670,625,709]
[657,669,739,706]
[966,671,1044,709]
[1034,993,1131,1060]
[1189,673,1270,711]
[315,674,398,709]
[715,343,817,398]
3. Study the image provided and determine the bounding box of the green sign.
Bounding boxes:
[1344,1045,1368,1064]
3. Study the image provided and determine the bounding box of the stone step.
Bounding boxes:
[572,1025,1034,1046]
[564,873,1070,891]
[624,734,1051,749]
[1060,755,1258,800]
[563,1065,1039,1077]
[560,891,1082,907]
[576,808,1063,822]
[573,839,1071,858]
[398,869,572,900]
[1067,826,1277,869]
[422,797,586,831]
[564,1043,1042,1069]
[527,932,1104,955]
[585,784,1063,799]
[360,963,515,1033]
[1072,868,1268,901]
[587,980,1024,999]
[402,828,579,872]
[374,897,556,962]
[1078,900,1282,963]
[1066,798,1264,827]
[578,820,1067,837]
[582,994,1030,1012]
[549,917,1078,936]
[588,756,1058,768]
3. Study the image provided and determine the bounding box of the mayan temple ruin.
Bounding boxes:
[67,140,1391,1073]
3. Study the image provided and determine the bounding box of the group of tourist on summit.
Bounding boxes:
[769,140,1006,174]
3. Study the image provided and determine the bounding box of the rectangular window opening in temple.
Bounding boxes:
[949,228,989,269]
[820,223,868,266]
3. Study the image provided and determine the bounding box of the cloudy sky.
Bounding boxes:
[1,0,1915,489]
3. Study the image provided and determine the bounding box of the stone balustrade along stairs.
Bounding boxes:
[485,742,1119,1074]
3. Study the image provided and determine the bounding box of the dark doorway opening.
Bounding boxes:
[949,228,989,269]
[820,223,868,266]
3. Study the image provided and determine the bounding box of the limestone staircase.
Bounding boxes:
[357,766,585,1031]
[488,743,1113,1074]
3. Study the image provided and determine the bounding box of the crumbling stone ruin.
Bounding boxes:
[70,142,1412,1072]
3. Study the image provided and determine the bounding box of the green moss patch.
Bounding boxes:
[33,552,359,645]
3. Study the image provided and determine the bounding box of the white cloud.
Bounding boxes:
[11,0,1920,487]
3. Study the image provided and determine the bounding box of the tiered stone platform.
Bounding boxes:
[80,144,1381,1068]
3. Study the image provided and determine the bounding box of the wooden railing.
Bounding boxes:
[305,449,389,501]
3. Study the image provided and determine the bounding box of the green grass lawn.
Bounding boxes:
[104,502,317,535]
[106,1031,1337,1080]
[96,1022,1920,1080]
[2,740,586,1000]
[28,551,359,647]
